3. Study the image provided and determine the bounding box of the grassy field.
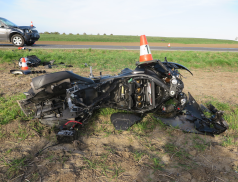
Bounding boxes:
[0,49,238,181]
[0,49,238,72]
[39,34,238,44]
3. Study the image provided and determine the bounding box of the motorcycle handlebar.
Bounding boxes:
[157,60,169,73]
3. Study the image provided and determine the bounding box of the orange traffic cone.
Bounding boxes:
[140,35,153,62]
[21,58,29,70]
[31,21,33,27]
[18,47,25,50]
[168,43,171,47]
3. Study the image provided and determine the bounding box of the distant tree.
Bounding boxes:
[69,33,73,35]
[83,32,87,35]
[103,33,106,35]
[110,34,113,36]
[44,31,50,34]
[77,33,79,35]
[97,33,100,35]
[50,32,60,34]
[62,32,66,35]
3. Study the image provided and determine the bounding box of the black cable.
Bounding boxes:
[35,143,59,157]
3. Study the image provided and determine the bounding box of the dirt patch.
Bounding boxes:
[182,69,238,105]
[0,64,238,181]
[2,41,238,48]
[1,117,238,182]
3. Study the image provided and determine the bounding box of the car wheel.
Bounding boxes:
[11,34,25,47]
[26,42,35,46]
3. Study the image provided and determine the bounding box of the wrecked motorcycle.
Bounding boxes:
[18,58,228,139]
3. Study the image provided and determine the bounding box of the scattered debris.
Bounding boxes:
[57,121,82,143]
[18,55,41,67]
[10,70,32,75]
[12,47,32,51]
[10,70,46,75]
[44,65,52,69]
[31,70,46,74]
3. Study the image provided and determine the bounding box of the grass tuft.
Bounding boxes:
[0,94,26,125]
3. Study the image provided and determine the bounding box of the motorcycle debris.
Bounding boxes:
[10,70,31,75]
[57,120,82,143]
[10,70,46,75]
[111,113,142,130]
[19,55,41,67]
[31,70,46,74]
[12,47,32,51]
[44,65,52,69]
[157,92,228,135]
[57,129,77,143]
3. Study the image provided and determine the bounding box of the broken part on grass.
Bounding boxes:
[17,58,229,142]
[16,55,73,68]
[10,55,73,75]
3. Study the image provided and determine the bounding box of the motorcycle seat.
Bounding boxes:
[32,71,95,90]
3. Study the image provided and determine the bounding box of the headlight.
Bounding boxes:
[25,29,29,33]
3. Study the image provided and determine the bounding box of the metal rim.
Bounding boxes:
[13,36,23,46]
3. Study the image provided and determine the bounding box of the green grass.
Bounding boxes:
[164,143,191,159]
[151,157,164,170]
[1,49,237,72]
[0,156,27,179]
[132,114,164,135]
[0,94,26,125]
[11,124,29,141]
[222,135,238,147]
[192,134,207,152]
[38,34,238,44]
[203,100,238,134]
[29,120,46,136]
[83,147,125,180]
[133,151,147,161]
[99,108,118,116]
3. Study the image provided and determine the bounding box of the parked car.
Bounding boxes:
[0,17,40,46]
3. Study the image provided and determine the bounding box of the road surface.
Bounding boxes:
[1,43,238,52]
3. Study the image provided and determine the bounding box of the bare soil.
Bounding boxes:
[2,41,238,48]
[0,64,238,182]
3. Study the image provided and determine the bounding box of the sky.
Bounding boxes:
[0,0,238,40]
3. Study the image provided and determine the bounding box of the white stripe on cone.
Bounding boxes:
[21,58,28,70]
[140,44,152,56]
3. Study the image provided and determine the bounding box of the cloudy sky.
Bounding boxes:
[1,0,237,40]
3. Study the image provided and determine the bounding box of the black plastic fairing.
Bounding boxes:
[32,71,95,90]
[163,62,193,76]
[111,113,142,130]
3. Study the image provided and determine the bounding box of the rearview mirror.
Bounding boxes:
[0,25,4,28]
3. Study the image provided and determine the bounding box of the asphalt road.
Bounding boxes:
[1,43,238,52]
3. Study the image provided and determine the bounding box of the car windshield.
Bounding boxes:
[0,18,18,27]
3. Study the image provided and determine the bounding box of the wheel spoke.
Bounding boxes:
[13,36,22,46]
